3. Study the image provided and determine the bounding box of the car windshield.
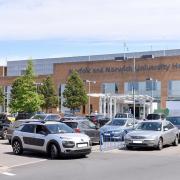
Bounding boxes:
[106,119,127,126]
[136,122,162,131]
[167,117,180,125]
[46,123,74,134]
[146,114,161,120]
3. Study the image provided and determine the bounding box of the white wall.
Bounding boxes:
[166,101,180,116]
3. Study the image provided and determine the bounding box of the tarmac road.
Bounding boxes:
[1,139,180,180]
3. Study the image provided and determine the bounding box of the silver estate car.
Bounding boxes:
[125,120,179,150]
[11,121,91,159]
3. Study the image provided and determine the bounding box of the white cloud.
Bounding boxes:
[0,0,180,40]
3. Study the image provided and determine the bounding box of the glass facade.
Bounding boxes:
[168,80,180,98]
[102,83,118,94]
[124,80,161,98]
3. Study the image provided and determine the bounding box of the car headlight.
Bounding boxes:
[62,141,75,148]
[125,134,131,139]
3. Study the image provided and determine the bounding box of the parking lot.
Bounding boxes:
[0,140,180,177]
[1,140,180,180]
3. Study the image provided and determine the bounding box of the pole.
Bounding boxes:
[133,57,136,128]
[88,81,91,115]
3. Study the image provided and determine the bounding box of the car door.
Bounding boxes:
[162,121,172,145]
[21,124,36,149]
[80,121,99,143]
[31,125,48,151]
[166,122,176,143]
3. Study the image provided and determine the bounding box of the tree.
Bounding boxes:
[9,60,44,113]
[39,76,58,113]
[0,86,4,106]
[63,70,88,113]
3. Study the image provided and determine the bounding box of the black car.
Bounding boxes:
[86,114,110,128]
[63,118,100,144]
[0,113,15,139]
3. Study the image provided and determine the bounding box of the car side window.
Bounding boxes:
[35,125,47,134]
[21,124,35,133]
[167,122,174,130]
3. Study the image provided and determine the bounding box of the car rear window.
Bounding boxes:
[146,114,161,120]
[64,122,78,129]
[115,114,127,118]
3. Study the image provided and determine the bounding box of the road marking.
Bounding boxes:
[9,159,47,169]
[2,172,16,176]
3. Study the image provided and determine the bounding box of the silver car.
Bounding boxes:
[11,121,91,159]
[125,120,179,150]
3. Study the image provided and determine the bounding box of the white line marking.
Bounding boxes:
[2,172,16,176]
[9,159,47,169]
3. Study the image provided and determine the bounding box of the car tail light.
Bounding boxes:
[92,117,97,123]
[75,128,81,133]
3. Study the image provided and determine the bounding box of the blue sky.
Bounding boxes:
[0,0,180,65]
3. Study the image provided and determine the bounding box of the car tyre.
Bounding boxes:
[2,129,8,139]
[173,136,178,146]
[12,140,23,155]
[126,145,133,150]
[48,143,60,159]
[157,138,163,150]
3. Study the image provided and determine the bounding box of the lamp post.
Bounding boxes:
[146,78,158,113]
[132,57,136,128]
[85,80,96,115]
[34,82,43,93]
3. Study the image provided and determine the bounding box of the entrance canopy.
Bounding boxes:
[87,93,154,119]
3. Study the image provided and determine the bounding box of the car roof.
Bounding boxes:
[63,119,89,123]
[143,120,166,123]
[21,121,63,125]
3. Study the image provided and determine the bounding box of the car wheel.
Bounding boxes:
[157,138,163,150]
[49,144,59,159]
[2,129,8,139]
[173,136,178,146]
[12,140,23,155]
[126,145,133,150]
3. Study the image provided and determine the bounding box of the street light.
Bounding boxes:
[34,82,43,93]
[146,78,158,113]
[85,80,96,115]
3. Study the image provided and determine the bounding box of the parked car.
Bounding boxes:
[11,121,91,159]
[100,118,136,141]
[0,113,15,139]
[115,113,133,118]
[146,113,166,120]
[6,119,42,144]
[63,118,100,144]
[31,114,61,121]
[60,116,84,122]
[125,120,179,150]
[86,114,110,127]
[166,116,180,138]
[15,112,35,120]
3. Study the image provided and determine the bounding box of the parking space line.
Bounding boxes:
[2,172,16,176]
[8,159,47,169]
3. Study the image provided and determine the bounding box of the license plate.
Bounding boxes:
[104,133,110,136]
[77,143,88,148]
[133,140,143,144]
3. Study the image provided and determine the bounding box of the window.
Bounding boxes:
[21,124,35,133]
[127,82,139,91]
[146,80,157,91]
[102,83,118,94]
[168,80,180,97]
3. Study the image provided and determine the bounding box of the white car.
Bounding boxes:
[11,121,91,159]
